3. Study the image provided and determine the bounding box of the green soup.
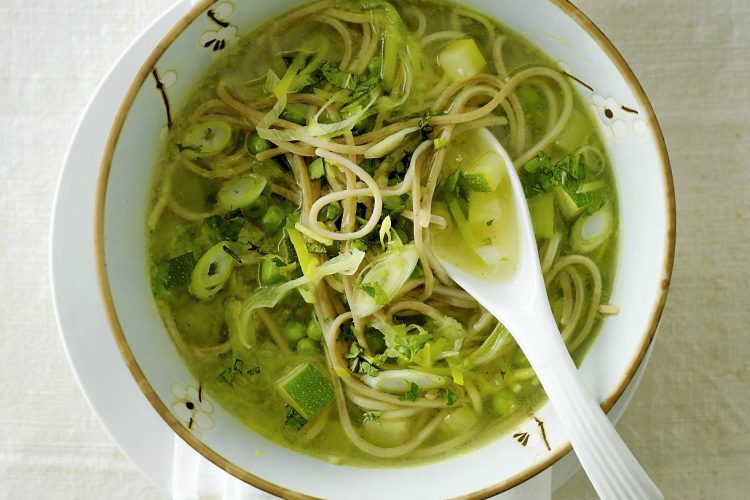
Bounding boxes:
[147,0,618,467]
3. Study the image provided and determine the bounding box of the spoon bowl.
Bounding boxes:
[438,129,663,500]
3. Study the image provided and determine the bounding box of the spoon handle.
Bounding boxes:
[517,308,663,500]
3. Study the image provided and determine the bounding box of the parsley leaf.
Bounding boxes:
[399,382,420,401]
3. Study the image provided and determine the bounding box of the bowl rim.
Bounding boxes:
[94,0,676,497]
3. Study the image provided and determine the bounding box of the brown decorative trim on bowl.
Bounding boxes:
[94,0,675,498]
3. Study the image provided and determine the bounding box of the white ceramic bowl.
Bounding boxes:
[96,1,675,497]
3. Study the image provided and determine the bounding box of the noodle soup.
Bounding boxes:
[147,0,617,466]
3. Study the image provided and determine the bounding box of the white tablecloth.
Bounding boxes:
[1,0,748,498]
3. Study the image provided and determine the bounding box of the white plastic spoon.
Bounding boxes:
[437,129,663,500]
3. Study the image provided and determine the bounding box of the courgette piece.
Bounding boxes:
[528,192,555,239]
[438,38,487,81]
[442,406,479,435]
[553,185,584,220]
[554,111,589,153]
[468,191,502,228]
[362,418,412,447]
[463,152,505,192]
[277,363,334,420]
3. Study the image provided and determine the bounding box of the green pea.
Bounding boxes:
[518,85,542,108]
[296,338,318,356]
[260,259,283,286]
[512,347,530,368]
[261,205,286,233]
[283,321,307,342]
[306,318,323,342]
[246,132,271,155]
[281,104,307,125]
[491,389,519,417]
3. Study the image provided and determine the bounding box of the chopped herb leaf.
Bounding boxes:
[486,219,495,226]
[284,404,308,431]
[319,62,358,91]
[222,245,243,264]
[205,215,244,243]
[360,158,378,174]
[233,358,244,372]
[483,237,492,246]
[444,170,461,197]
[373,323,432,363]
[440,388,458,406]
[217,367,234,385]
[521,152,603,214]
[399,382,420,401]
[351,239,369,252]
[246,366,261,376]
[357,282,389,306]
[345,341,380,376]
[362,411,381,423]
[319,201,343,222]
[382,195,406,217]
[308,157,325,180]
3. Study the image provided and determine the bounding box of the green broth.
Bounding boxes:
[147,0,617,467]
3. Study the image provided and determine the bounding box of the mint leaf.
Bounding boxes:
[399,382,419,401]
[357,282,389,306]
[308,157,325,180]
[440,388,458,406]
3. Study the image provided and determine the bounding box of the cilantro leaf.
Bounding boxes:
[399,382,420,401]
